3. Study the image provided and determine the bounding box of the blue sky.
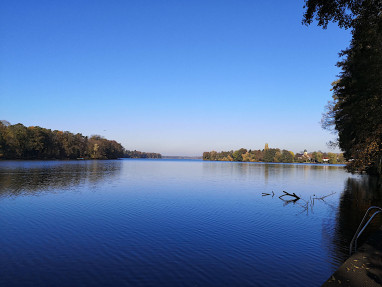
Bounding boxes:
[0,1,351,156]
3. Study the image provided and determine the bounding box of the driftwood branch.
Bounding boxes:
[261,190,336,214]
[279,191,300,200]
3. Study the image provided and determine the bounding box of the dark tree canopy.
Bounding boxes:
[302,0,369,29]
[332,5,382,175]
[304,0,382,176]
[123,150,162,159]
[0,121,125,160]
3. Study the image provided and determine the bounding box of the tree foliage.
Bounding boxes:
[233,148,247,161]
[203,146,345,164]
[263,148,280,162]
[124,150,162,159]
[302,0,367,29]
[335,6,382,175]
[0,121,124,160]
[305,0,382,176]
[279,150,295,163]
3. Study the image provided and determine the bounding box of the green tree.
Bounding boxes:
[304,0,382,176]
[263,148,280,162]
[302,0,366,29]
[328,152,338,164]
[203,152,210,160]
[0,121,7,158]
[0,122,125,160]
[279,149,294,163]
[232,148,247,161]
[312,151,323,163]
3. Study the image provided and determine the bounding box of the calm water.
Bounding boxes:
[1,159,382,286]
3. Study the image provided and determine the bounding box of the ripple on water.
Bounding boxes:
[0,160,378,286]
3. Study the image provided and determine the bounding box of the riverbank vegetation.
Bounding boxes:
[303,0,382,176]
[203,145,345,164]
[0,121,125,160]
[124,150,162,159]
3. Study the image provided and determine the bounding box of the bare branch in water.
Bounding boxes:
[279,191,301,200]
[313,192,336,201]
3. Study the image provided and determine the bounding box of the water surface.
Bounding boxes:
[0,159,381,286]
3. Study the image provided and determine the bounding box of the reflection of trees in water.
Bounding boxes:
[202,162,343,184]
[323,176,382,264]
[0,160,122,197]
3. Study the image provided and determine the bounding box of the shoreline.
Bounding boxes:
[202,159,346,166]
[322,227,382,286]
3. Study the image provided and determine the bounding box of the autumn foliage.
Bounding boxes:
[0,121,124,160]
[203,146,345,164]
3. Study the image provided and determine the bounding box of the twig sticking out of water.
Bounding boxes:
[262,191,275,197]
[298,192,337,215]
[279,191,301,200]
[313,192,336,201]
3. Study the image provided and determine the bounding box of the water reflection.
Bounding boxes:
[203,163,382,266]
[0,160,377,286]
[0,160,122,197]
[324,176,382,264]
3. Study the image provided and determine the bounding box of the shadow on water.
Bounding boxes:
[0,160,123,198]
[324,176,382,264]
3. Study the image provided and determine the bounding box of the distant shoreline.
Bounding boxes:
[202,159,346,166]
[162,156,202,160]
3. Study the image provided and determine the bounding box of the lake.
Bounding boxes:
[1,159,381,286]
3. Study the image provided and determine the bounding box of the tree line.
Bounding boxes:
[203,145,345,164]
[124,150,162,159]
[0,121,125,160]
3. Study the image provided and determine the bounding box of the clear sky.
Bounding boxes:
[0,0,351,156]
